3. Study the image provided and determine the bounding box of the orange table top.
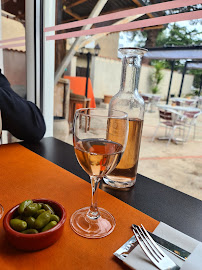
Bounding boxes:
[64,76,96,108]
[0,143,159,269]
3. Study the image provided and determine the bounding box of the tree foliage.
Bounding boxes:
[155,24,202,89]
[156,23,202,47]
[150,61,164,93]
[127,1,202,48]
[189,69,202,89]
[126,1,202,89]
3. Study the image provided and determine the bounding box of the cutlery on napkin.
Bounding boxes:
[114,222,201,270]
[132,224,190,261]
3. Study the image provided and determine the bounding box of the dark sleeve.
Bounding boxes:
[0,71,46,142]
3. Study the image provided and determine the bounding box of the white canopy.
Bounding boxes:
[186,62,202,70]
[143,46,202,102]
[144,46,202,60]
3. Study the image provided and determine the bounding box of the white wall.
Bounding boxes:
[92,57,194,100]
[91,57,121,98]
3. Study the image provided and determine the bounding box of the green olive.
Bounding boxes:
[23,216,36,229]
[34,209,46,218]
[21,229,38,234]
[12,200,61,234]
[18,200,33,215]
[37,203,43,210]
[43,204,55,214]
[24,203,40,217]
[50,214,60,223]
[10,219,27,232]
[41,221,57,232]
[34,211,51,229]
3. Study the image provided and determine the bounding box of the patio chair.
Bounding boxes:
[184,100,197,107]
[171,100,181,106]
[142,95,151,112]
[53,78,70,141]
[183,111,201,141]
[150,96,161,112]
[152,109,187,145]
[69,93,91,123]
[69,92,91,132]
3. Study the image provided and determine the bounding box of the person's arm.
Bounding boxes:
[0,71,46,142]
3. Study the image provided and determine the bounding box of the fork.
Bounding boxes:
[133,225,180,270]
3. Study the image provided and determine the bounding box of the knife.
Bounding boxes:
[132,224,191,261]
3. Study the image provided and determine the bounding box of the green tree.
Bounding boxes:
[128,1,202,49]
[150,61,164,93]
[155,24,202,88]
[156,23,202,47]
[127,1,202,92]
[189,69,202,89]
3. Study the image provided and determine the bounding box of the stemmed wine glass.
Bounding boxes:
[70,108,128,238]
[0,110,4,219]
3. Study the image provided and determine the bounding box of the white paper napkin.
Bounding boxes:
[180,243,202,270]
[123,222,201,270]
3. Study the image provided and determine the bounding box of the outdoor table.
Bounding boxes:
[141,94,161,112]
[0,137,201,269]
[142,93,161,99]
[170,97,197,106]
[21,137,202,240]
[170,97,197,102]
[157,104,200,113]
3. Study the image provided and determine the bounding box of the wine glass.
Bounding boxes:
[0,110,4,219]
[70,108,128,238]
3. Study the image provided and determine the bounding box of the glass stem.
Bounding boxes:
[87,176,101,219]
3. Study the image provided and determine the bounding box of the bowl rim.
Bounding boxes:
[3,198,66,238]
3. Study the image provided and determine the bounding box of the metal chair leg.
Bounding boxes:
[165,126,168,137]
[185,125,192,142]
[182,126,186,142]
[167,126,176,146]
[193,124,196,139]
[152,124,160,142]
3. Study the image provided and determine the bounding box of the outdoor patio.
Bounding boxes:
[139,105,202,201]
[63,102,202,201]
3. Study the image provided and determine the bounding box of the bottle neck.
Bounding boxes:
[120,55,142,94]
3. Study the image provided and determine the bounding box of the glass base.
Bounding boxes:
[103,176,136,188]
[70,207,116,238]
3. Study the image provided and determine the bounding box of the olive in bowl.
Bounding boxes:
[3,199,66,251]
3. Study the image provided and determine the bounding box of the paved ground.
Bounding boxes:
[59,103,202,201]
[138,108,202,201]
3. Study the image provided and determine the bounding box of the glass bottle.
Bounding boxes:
[104,47,147,188]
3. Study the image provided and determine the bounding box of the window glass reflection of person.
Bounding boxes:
[0,69,46,142]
